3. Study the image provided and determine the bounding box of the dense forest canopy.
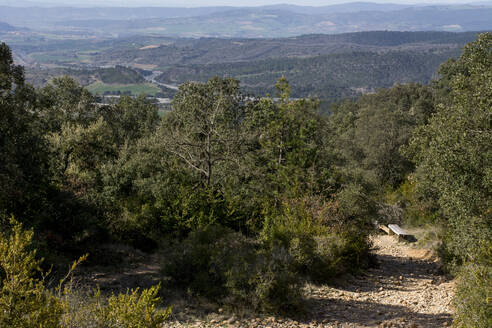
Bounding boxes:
[0,33,491,327]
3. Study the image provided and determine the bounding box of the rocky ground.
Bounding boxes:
[161,235,455,328]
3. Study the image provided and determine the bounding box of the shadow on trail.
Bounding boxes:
[335,253,447,294]
[287,239,453,327]
[303,297,452,327]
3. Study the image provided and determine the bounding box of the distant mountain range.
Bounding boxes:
[1,2,492,37]
[262,2,413,14]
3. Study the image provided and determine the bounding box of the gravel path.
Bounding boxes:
[163,235,455,328]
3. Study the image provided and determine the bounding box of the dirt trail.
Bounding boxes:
[164,235,455,328]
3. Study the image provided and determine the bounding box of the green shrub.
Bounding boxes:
[248,246,301,313]
[288,235,317,273]
[163,225,302,313]
[453,263,492,328]
[327,184,376,232]
[163,225,239,297]
[61,285,171,328]
[0,217,64,328]
[94,285,171,328]
[309,234,344,281]
[453,242,492,328]
[260,199,325,277]
[292,232,369,284]
[261,199,371,284]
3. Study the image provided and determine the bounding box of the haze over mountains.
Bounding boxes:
[1,2,492,37]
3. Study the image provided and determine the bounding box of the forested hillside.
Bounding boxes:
[0,33,490,327]
[87,31,477,67]
[7,31,480,103]
[156,48,461,100]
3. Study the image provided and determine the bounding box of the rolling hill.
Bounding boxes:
[89,31,480,67]
[19,31,482,103]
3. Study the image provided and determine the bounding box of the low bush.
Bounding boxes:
[0,217,64,328]
[276,229,370,284]
[453,263,492,328]
[453,242,492,328]
[163,225,302,313]
[163,225,244,298]
[261,199,372,284]
[96,285,171,328]
[247,246,301,312]
[61,285,171,328]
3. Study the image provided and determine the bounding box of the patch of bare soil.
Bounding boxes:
[74,244,162,292]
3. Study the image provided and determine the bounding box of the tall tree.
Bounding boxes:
[0,43,47,219]
[408,33,492,262]
[105,95,160,145]
[37,76,96,132]
[161,77,246,187]
[244,77,328,204]
[328,83,435,188]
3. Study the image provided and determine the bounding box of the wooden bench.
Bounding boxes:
[388,224,408,236]
[387,224,414,241]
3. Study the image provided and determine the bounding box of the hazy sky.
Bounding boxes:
[2,0,483,7]
[107,0,475,5]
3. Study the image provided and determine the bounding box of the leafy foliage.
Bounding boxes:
[261,196,372,283]
[453,261,492,328]
[0,218,64,327]
[407,33,492,264]
[91,285,171,328]
[406,33,492,327]
[328,83,436,188]
[0,43,49,223]
[163,225,301,313]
